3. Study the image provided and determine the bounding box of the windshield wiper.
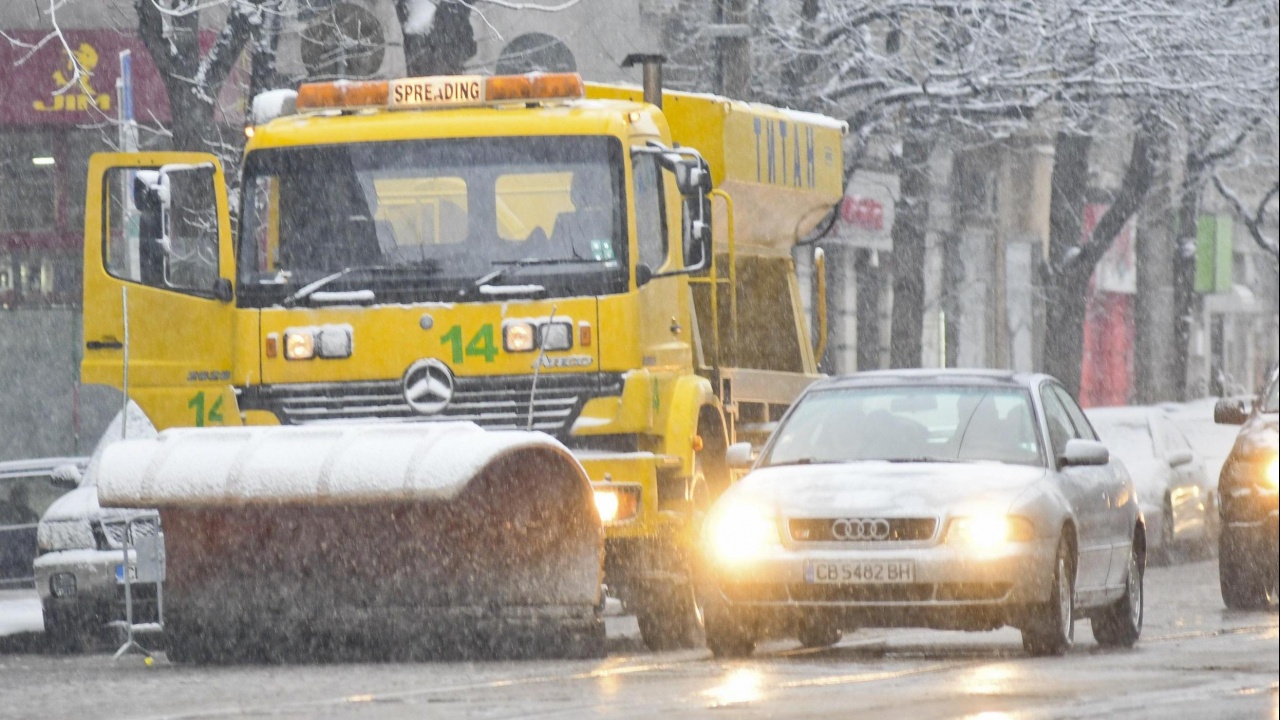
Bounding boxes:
[885,457,964,464]
[461,258,593,298]
[281,266,392,307]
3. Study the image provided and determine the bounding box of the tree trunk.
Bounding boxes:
[1134,121,1176,404]
[1043,132,1091,395]
[889,132,932,368]
[1043,125,1155,398]
[396,0,476,77]
[1172,146,1204,401]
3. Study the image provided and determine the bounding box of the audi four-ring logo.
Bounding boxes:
[831,518,892,541]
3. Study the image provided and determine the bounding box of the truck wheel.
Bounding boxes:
[1219,526,1275,610]
[1021,534,1075,657]
[635,583,703,651]
[1092,538,1143,648]
[636,467,714,652]
[796,616,842,649]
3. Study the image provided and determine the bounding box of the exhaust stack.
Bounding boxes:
[622,53,666,109]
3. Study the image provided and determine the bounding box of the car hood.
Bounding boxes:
[39,485,139,525]
[733,461,1048,517]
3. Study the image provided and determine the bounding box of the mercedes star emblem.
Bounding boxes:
[403,358,454,415]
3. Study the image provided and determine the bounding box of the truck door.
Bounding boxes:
[632,153,691,372]
[82,153,239,430]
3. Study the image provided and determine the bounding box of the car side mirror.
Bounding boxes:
[50,464,82,490]
[1213,398,1250,425]
[1060,439,1109,468]
[1167,449,1194,468]
[726,442,755,470]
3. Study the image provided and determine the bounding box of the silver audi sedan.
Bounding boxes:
[699,370,1145,658]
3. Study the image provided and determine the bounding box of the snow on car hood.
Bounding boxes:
[730,461,1048,518]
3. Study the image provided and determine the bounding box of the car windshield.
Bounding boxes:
[237,136,627,307]
[762,385,1043,467]
[1263,378,1279,414]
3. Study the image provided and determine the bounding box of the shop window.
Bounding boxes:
[0,145,57,233]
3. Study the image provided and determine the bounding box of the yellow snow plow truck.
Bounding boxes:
[83,58,845,660]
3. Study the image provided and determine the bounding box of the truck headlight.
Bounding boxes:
[946,515,1035,549]
[593,484,641,524]
[504,322,535,352]
[316,325,353,358]
[539,322,573,351]
[284,329,315,360]
[705,501,780,566]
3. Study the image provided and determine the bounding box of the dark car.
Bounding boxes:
[0,458,87,589]
[1214,370,1279,610]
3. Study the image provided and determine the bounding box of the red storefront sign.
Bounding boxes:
[0,30,172,126]
[1079,204,1137,408]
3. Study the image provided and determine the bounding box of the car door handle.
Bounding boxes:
[86,339,124,350]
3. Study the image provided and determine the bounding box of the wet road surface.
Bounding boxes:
[1,558,1275,720]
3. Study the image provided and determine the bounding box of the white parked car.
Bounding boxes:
[1086,406,1213,564]
[34,403,159,651]
[700,370,1145,658]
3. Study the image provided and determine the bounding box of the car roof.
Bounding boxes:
[0,456,89,481]
[811,368,1044,391]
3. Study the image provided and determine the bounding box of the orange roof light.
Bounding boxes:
[295,80,389,112]
[294,73,584,113]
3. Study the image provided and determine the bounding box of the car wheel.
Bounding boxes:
[1219,526,1276,610]
[1092,538,1144,648]
[1021,534,1075,657]
[41,602,86,654]
[1150,499,1175,567]
[796,616,842,649]
[703,601,756,659]
[635,582,703,651]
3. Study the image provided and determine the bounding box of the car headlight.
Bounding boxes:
[946,515,1035,549]
[704,501,781,566]
[1262,456,1278,492]
[37,519,96,553]
[593,483,641,524]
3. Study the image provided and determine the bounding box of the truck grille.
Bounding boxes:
[241,373,624,438]
[788,518,938,542]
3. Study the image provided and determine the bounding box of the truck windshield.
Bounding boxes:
[237,136,627,307]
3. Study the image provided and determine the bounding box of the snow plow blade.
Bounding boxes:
[96,422,603,663]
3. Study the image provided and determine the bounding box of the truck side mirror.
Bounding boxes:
[683,194,712,270]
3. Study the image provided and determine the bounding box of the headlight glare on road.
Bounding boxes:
[947,515,1034,548]
[705,501,780,565]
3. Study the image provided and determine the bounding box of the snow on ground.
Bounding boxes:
[0,589,43,636]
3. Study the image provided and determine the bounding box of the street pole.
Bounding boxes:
[715,0,751,99]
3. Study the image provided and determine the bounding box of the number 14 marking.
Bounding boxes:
[187,391,225,427]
